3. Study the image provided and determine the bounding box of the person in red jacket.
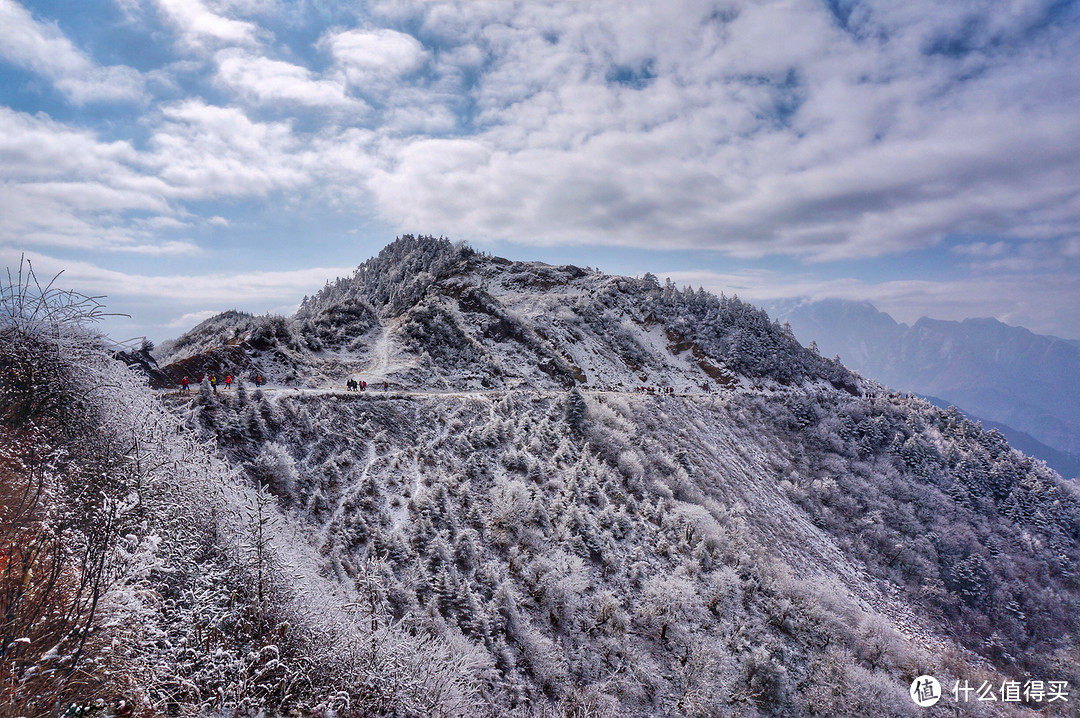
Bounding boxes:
[181,376,189,392]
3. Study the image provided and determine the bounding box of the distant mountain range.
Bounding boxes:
[764,298,1080,478]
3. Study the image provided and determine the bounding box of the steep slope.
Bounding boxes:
[766,298,1080,470]
[185,368,1080,716]
[151,237,1080,716]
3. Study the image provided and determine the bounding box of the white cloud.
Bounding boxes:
[150,0,264,51]
[165,308,230,328]
[953,241,1008,258]
[13,249,354,304]
[0,108,179,253]
[214,49,365,111]
[8,0,1080,267]
[0,0,144,103]
[147,100,309,198]
[357,0,1080,262]
[133,215,191,232]
[117,240,202,255]
[437,43,485,71]
[383,102,458,135]
[0,103,315,256]
[217,0,281,14]
[320,27,428,89]
[0,107,139,178]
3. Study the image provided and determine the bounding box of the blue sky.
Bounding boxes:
[2,0,1080,343]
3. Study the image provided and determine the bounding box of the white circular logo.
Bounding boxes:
[910,675,941,707]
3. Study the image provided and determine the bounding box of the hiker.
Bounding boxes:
[361,380,367,391]
[383,381,388,391]
[210,374,218,393]
[256,374,264,387]
[181,376,189,392]
[225,374,233,390]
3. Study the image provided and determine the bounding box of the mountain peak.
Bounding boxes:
[158,237,860,396]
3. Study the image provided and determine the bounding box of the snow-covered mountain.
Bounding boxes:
[765,298,1080,476]
[158,235,855,398]
[5,238,1080,717]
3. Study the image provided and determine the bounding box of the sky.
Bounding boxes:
[2,0,1080,344]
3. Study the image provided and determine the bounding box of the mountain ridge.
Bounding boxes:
[158,235,857,397]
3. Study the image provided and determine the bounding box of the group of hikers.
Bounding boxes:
[178,373,389,394]
[179,373,265,393]
[348,379,389,392]
[635,386,676,395]
[177,374,682,395]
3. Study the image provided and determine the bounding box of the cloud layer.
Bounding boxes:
[361,0,1080,262]
[1,0,1079,339]
[0,0,145,103]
